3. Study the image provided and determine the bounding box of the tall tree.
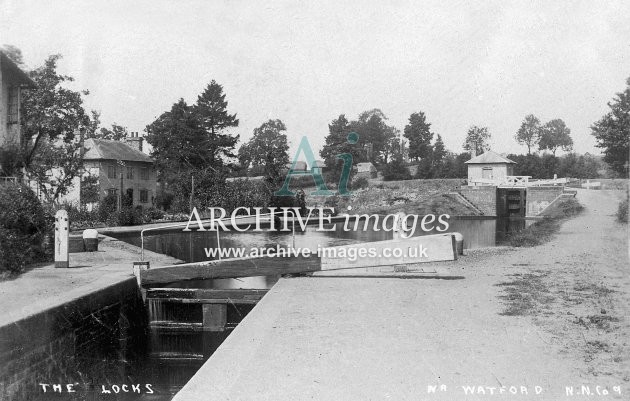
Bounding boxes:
[403,112,433,161]
[193,80,240,164]
[591,77,630,177]
[238,119,289,180]
[146,81,239,182]
[350,109,396,165]
[463,125,491,155]
[515,114,541,154]
[539,119,573,157]
[320,114,361,183]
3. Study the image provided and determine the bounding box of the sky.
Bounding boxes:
[1,0,629,158]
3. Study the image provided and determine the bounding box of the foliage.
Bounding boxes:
[515,114,542,154]
[539,119,573,156]
[98,193,118,222]
[351,109,398,165]
[403,111,433,161]
[87,123,129,141]
[509,198,582,247]
[463,125,491,155]
[21,54,94,167]
[0,142,23,176]
[27,138,85,203]
[146,80,239,189]
[591,77,630,177]
[352,176,369,190]
[617,196,628,223]
[238,119,289,180]
[320,114,362,184]
[0,183,51,273]
[80,173,100,205]
[507,153,601,179]
[382,156,412,181]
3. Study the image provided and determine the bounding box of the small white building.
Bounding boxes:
[355,162,377,179]
[465,151,515,186]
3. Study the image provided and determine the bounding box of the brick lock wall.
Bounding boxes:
[0,278,147,400]
[458,186,498,216]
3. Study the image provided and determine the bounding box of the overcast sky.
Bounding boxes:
[1,0,629,157]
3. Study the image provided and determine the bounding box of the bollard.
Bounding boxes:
[393,211,406,240]
[54,210,69,268]
[453,232,464,255]
[83,229,99,252]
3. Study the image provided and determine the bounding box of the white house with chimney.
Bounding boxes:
[50,132,157,208]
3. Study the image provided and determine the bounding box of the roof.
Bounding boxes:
[312,160,326,168]
[83,138,153,163]
[356,162,376,172]
[465,151,516,164]
[285,161,307,171]
[0,52,36,87]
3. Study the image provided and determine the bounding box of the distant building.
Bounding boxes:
[0,52,35,151]
[285,161,308,172]
[50,133,157,208]
[355,162,377,179]
[465,151,516,186]
[81,134,156,207]
[311,159,325,175]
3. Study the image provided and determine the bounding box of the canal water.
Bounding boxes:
[101,216,532,400]
[113,216,532,264]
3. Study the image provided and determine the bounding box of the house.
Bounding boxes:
[355,162,377,179]
[0,52,35,151]
[80,133,157,208]
[465,151,516,186]
[311,159,325,175]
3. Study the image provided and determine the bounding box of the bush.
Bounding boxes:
[0,183,51,273]
[617,198,628,223]
[382,158,412,181]
[352,176,369,190]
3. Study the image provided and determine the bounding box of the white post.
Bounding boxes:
[54,209,69,268]
[393,212,406,240]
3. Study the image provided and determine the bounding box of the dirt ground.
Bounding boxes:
[448,188,629,385]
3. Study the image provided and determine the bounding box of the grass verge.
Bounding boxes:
[508,197,583,247]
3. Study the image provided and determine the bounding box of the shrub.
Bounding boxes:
[352,176,369,190]
[382,158,412,181]
[617,198,628,223]
[0,183,51,273]
[98,193,118,222]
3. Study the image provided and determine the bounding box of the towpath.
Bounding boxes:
[174,189,628,400]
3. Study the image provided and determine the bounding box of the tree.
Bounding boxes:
[403,112,433,161]
[430,134,447,177]
[1,44,25,67]
[463,126,491,155]
[238,119,289,180]
[539,119,573,156]
[320,114,363,183]
[20,54,93,169]
[515,114,541,154]
[17,54,96,203]
[591,77,630,177]
[88,123,129,141]
[350,109,397,165]
[146,81,239,181]
[193,80,240,163]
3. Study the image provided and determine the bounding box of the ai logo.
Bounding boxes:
[275,133,359,197]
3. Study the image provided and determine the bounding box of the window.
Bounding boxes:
[107,165,117,179]
[107,188,117,196]
[140,167,150,180]
[126,167,134,179]
[7,87,18,124]
[482,167,493,179]
[140,189,148,203]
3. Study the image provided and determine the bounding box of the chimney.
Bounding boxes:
[125,131,144,152]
